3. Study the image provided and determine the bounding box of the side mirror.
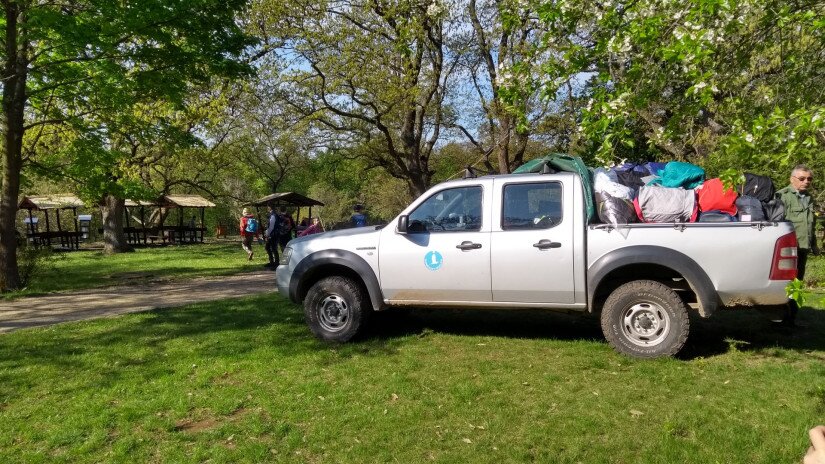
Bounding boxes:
[397,215,409,234]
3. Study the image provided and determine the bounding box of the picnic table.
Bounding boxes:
[26,230,82,250]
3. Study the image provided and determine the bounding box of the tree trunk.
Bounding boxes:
[1,2,26,291]
[100,194,132,254]
[0,143,23,291]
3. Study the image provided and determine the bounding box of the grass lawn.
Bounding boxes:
[1,291,824,463]
[4,241,263,300]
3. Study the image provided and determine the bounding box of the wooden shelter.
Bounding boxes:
[18,194,85,250]
[157,194,216,244]
[123,199,158,245]
[248,192,325,226]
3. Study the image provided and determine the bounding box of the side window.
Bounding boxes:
[408,186,483,232]
[501,182,562,230]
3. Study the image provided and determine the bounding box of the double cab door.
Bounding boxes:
[379,177,576,305]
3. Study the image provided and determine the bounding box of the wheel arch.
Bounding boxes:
[588,246,719,318]
[290,250,386,312]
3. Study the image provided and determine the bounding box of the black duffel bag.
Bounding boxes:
[737,173,775,203]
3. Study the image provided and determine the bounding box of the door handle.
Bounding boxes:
[533,239,561,250]
[456,241,482,250]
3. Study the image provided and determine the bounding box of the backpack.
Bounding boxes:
[763,198,786,221]
[279,215,293,235]
[352,213,367,227]
[697,211,737,222]
[734,195,766,221]
[244,217,259,233]
[737,173,775,203]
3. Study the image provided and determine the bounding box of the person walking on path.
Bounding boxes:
[776,164,819,324]
[264,205,280,269]
[239,208,260,261]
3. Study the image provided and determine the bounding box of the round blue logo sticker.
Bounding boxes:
[424,251,443,271]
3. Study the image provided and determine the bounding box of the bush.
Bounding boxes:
[17,244,62,289]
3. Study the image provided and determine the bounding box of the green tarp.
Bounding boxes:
[513,153,596,223]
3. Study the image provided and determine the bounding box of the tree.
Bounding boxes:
[1,0,254,289]
[260,0,459,197]
[458,0,555,173]
[520,0,825,178]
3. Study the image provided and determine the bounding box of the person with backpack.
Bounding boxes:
[278,207,295,251]
[776,165,819,325]
[264,205,280,269]
[239,208,260,261]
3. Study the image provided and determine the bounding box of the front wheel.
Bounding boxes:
[600,280,690,358]
[304,276,369,342]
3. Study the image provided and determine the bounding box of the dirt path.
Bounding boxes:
[0,271,278,334]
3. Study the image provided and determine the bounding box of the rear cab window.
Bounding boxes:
[501,182,563,230]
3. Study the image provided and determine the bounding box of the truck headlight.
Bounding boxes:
[280,247,292,265]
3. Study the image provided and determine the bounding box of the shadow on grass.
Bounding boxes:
[680,304,825,359]
[369,307,603,343]
[366,302,825,360]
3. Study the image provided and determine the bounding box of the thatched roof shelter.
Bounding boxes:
[248,192,324,208]
[124,199,157,207]
[159,194,216,208]
[154,194,216,244]
[248,192,325,227]
[18,194,84,210]
[18,194,85,250]
[118,195,216,245]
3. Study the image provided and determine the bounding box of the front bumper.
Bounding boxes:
[275,265,293,301]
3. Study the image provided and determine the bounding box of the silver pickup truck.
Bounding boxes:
[276,172,799,358]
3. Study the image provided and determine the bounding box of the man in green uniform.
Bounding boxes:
[776,164,819,324]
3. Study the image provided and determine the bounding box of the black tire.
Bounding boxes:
[600,280,690,359]
[304,276,369,342]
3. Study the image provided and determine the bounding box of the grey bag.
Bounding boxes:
[735,195,766,221]
[634,186,698,223]
[596,192,637,225]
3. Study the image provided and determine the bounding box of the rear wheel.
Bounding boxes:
[304,276,369,342]
[600,280,689,358]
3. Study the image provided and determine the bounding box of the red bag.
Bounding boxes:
[696,178,738,215]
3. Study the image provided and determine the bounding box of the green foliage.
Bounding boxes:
[18,0,256,202]
[786,278,807,307]
[517,0,825,173]
[804,254,825,289]
[16,245,63,289]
